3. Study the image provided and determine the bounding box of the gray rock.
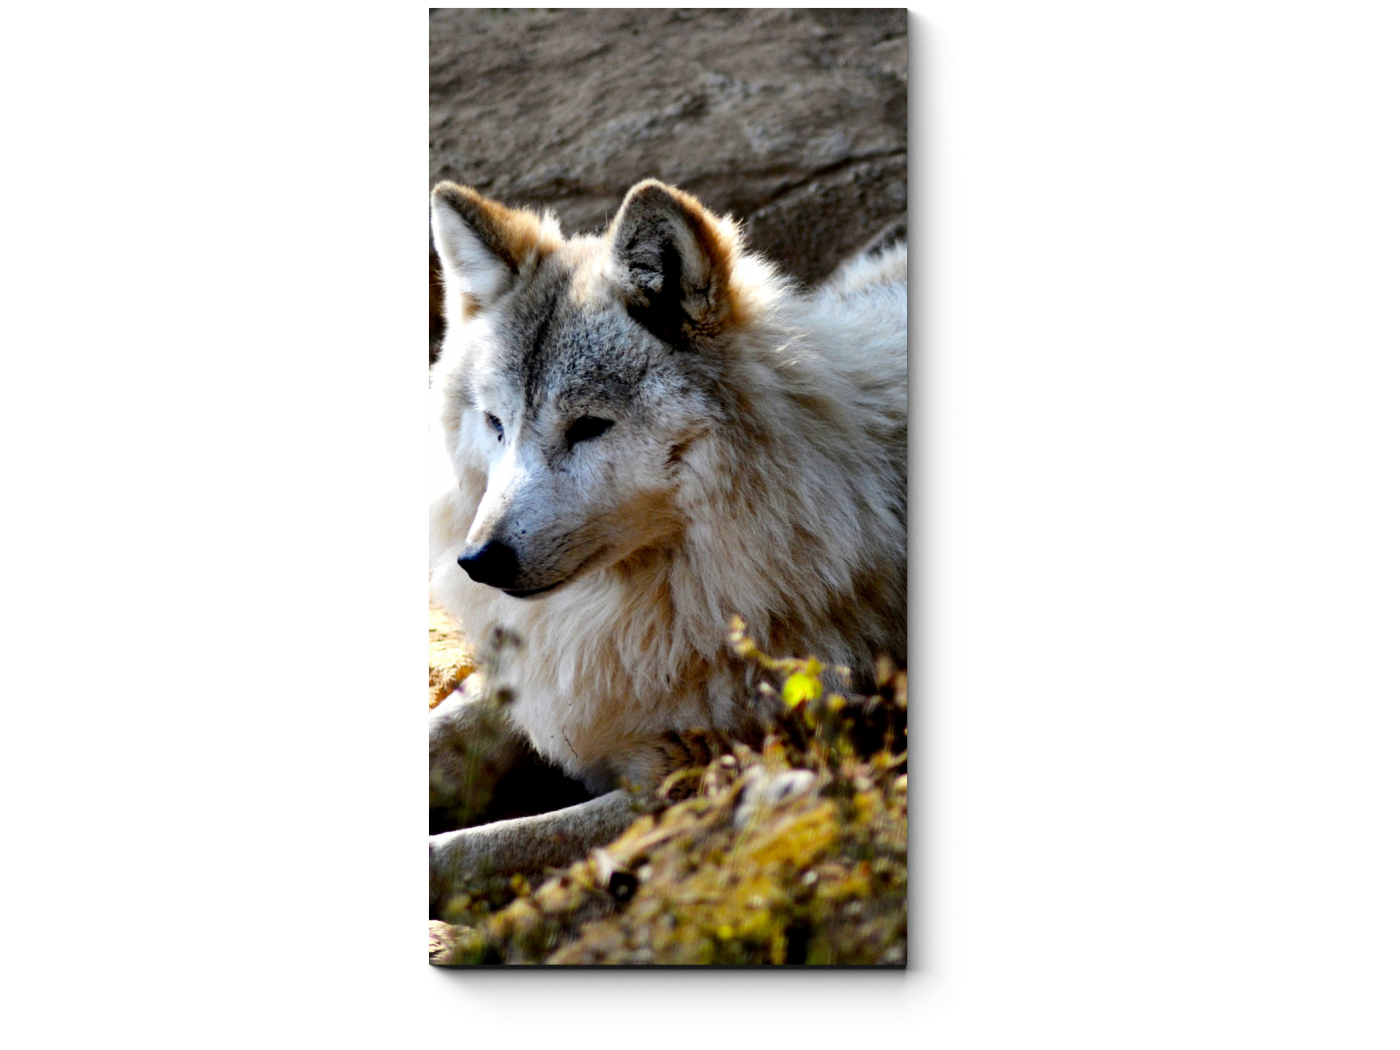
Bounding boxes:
[429,8,907,359]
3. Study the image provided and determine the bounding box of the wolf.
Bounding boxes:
[427,179,906,908]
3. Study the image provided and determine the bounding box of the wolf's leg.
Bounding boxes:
[429,789,639,913]
[429,684,528,827]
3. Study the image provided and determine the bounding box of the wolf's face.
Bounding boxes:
[446,267,706,598]
[431,181,747,598]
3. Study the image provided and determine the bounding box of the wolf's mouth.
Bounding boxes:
[499,544,612,600]
[502,581,563,600]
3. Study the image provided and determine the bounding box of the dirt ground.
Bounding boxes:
[428,601,472,709]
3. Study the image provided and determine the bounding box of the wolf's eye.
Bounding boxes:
[485,413,503,441]
[564,416,614,447]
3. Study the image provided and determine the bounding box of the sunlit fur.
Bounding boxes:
[429,179,906,791]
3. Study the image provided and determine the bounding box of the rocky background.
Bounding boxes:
[429,7,907,360]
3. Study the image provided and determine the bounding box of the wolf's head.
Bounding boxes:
[430,180,766,599]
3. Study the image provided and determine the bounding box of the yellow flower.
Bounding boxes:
[782,671,823,707]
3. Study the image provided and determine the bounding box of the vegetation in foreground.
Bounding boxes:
[430,621,908,966]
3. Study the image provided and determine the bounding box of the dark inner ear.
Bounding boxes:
[623,233,691,347]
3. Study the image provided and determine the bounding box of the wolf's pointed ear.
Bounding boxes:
[430,182,560,313]
[608,180,742,346]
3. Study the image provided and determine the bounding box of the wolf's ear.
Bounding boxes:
[608,180,742,346]
[430,182,560,313]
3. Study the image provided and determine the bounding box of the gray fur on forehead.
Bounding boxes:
[493,268,668,412]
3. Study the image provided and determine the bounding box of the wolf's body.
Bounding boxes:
[427,180,905,901]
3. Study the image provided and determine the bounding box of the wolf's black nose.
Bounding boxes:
[457,540,519,589]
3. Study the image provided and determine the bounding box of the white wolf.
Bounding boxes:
[427,179,906,904]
